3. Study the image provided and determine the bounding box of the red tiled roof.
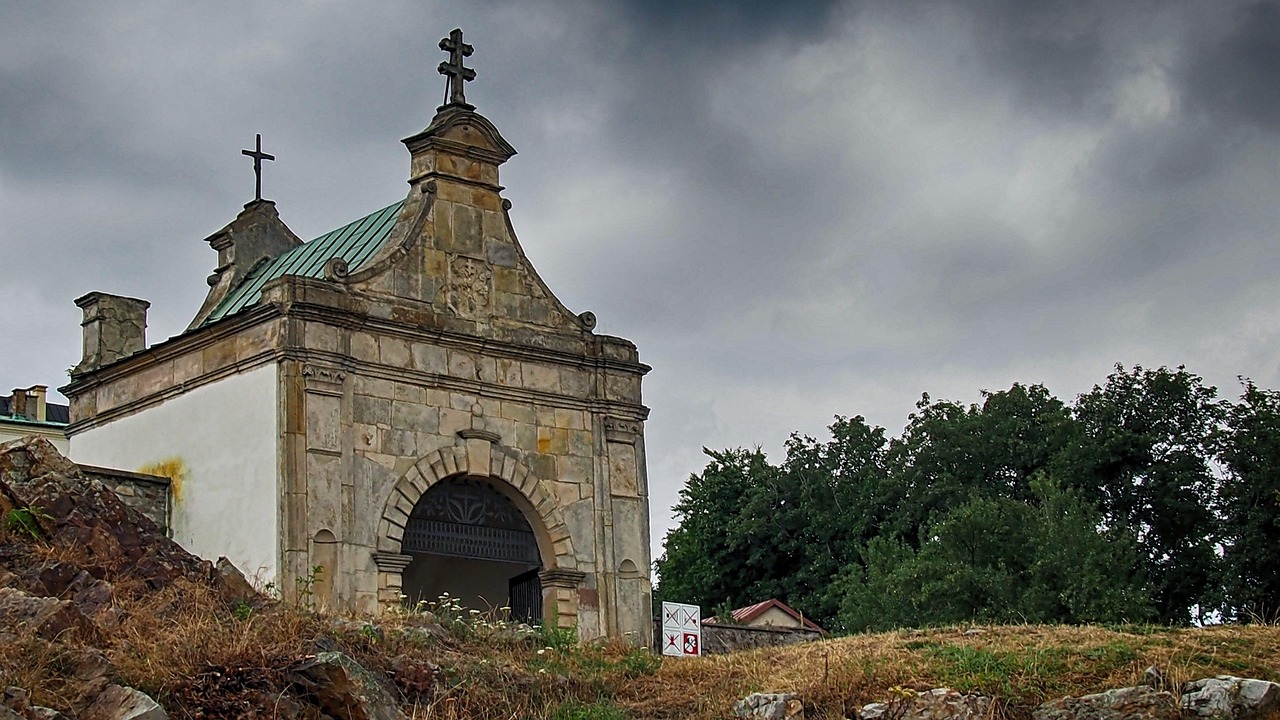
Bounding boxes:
[709,598,826,633]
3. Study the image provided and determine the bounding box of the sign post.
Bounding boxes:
[660,601,701,657]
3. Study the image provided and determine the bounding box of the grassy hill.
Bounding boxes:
[9,580,1278,719]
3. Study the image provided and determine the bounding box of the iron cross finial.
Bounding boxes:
[438,28,476,109]
[241,133,275,202]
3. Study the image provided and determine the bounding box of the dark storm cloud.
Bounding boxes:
[1182,0,1280,131]
[618,0,846,45]
[4,0,1280,563]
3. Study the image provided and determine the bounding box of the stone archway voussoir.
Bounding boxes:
[376,441,579,568]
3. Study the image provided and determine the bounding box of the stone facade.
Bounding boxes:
[61,78,652,643]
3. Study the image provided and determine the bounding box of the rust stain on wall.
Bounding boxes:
[137,457,188,503]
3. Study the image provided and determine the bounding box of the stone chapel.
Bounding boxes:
[60,30,653,642]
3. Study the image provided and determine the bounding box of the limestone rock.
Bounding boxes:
[215,556,261,605]
[1034,686,1179,720]
[289,651,406,720]
[0,686,62,720]
[860,688,990,720]
[0,438,219,593]
[0,587,94,641]
[81,685,166,720]
[389,654,442,695]
[1181,676,1280,719]
[733,692,803,719]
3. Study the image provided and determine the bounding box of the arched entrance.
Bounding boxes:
[400,477,542,623]
[373,432,586,629]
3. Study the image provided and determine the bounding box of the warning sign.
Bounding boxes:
[660,601,701,657]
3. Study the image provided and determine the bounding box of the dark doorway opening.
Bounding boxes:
[401,477,542,623]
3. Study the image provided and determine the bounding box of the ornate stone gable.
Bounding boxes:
[324,106,590,346]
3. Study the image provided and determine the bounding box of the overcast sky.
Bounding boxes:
[3,1,1279,564]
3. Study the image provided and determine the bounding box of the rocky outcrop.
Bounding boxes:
[734,692,803,719]
[289,651,406,720]
[860,688,991,720]
[0,438,263,717]
[0,587,94,641]
[1034,687,1181,720]
[0,438,216,595]
[1181,676,1280,719]
[81,685,167,720]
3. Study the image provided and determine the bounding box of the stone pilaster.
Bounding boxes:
[540,568,587,629]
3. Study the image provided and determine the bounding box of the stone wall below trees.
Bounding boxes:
[654,619,822,655]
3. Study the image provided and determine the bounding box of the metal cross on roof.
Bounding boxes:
[241,134,275,202]
[438,28,476,109]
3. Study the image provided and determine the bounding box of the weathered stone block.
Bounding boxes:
[438,408,472,437]
[351,332,379,362]
[391,402,438,434]
[411,343,447,374]
[379,428,416,457]
[537,427,570,455]
[494,266,522,294]
[392,383,424,403]
[1034,687,1179,720]
[501,401,536,424]
[552,481,580,505]
[305,323,341,353]
[554,408,584,430]
[557,455,593,485]
[354,395,391,426]
[568,429,593,457]
[448,350,477,380]
[380,337,411,367]
[522,363,560,393]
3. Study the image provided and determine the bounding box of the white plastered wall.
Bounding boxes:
[0,424,70,455]
[70,366,279,583]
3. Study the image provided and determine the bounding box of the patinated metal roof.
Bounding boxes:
[203,200,403,325]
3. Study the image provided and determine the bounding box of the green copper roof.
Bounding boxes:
[203,200,403,325]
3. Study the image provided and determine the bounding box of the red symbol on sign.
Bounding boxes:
[683,633,699,655]
[665,632,679,651]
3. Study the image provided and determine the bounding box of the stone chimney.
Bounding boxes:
[11,386,47,422]
[73,292,150,374]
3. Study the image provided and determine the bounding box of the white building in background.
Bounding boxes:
[1,386,69,454]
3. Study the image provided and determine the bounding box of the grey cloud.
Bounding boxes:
[4,0,1280,565]
[1181,0,1280,131]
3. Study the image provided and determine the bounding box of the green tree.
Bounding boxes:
[1067,364,1225,624]
[765,416,891,626]
[655,417,891,630]
[1218,380,1280,621]
[837,479,1152,632]
[654,447,780,612]
[887,383,1078,542]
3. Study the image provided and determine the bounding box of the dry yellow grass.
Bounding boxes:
[619,624,1280,719]
[4,579,1279,720]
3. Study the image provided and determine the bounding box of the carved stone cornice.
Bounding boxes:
[302,364,346,396]
[539,568,587,589]
[372,552,413,573]
[603,416,643,444]
[280,347,650,419]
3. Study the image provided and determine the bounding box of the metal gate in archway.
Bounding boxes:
[402,477,542,624]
